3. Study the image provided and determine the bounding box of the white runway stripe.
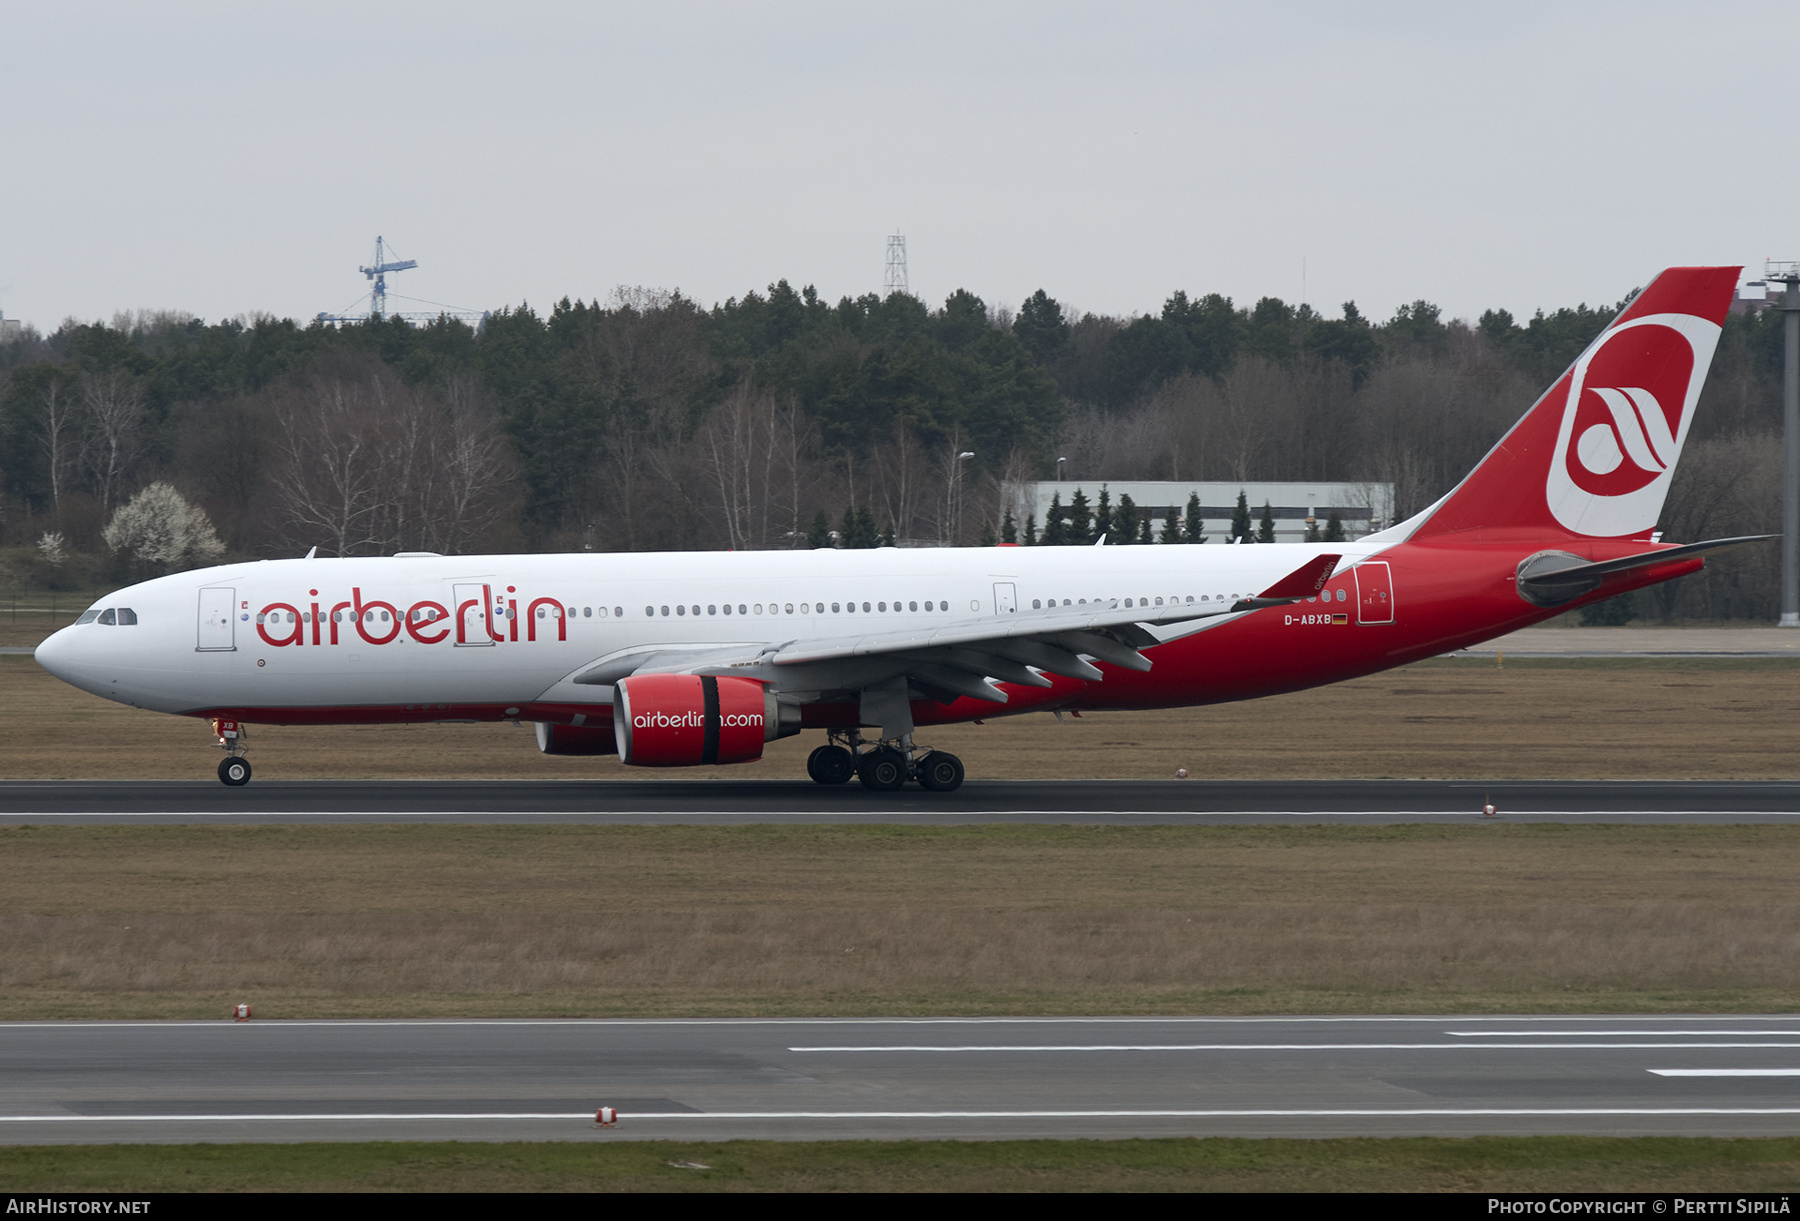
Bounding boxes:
[10,1108,1800,1123]
[1450,1031,1800,1037]
[787,1043,1800,1052]
[1650,1069,1800,1077]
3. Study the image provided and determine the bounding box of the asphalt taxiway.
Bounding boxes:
[1,778,1798,824]
[8,1015,1800,1143]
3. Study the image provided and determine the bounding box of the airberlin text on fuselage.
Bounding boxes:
[252,584,567,648]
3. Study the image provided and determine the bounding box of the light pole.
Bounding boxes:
[1771,261,1800,628]
[950,450,974,544]
[1056,456,1067,481]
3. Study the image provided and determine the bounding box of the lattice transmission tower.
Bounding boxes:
[884,232,908,297]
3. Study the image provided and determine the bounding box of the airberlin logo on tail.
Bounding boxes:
[1545,312,1719,537]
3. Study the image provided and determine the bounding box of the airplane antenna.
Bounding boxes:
[884,233,909,298]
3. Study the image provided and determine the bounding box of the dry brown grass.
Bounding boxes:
[3,823,1799,1018]
[5,654,1800,780]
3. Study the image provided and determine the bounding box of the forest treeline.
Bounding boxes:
[0,278,1787,619]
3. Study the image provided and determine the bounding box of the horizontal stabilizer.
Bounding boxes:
[1516,535,1774,607]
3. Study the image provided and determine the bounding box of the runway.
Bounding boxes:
[8,1015,1800,1143]
[2,778,1800,824]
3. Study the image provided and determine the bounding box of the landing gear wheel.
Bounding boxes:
[218,757,252,787]
[916,751,964,792]
[857,747,907,792]
[806,744,855,785]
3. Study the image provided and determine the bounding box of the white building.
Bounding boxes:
[1002,480,1395,543]
[0,312,21,344]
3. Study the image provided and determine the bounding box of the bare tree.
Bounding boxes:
[38,379,76,522]
[78,370,145,513]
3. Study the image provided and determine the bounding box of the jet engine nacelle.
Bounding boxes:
[612,673,799,767]
[533,722,618,756]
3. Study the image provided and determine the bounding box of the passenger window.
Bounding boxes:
[723,604,733,615]
[862,602,870,612]
[908,601,917,611]
[832,603,840,613]
[709,605,717,615]
[738,604,747,615]
[98,609,117,625]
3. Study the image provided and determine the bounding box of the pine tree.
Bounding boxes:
[1001,508,1017,544]
[807,508,835,548]
[1230,491,1252,543]
[1185,492,1205,544]
[1043,493,1066,545]
[1137,516,1153,544]
[979,522,997,547]
[1094,487,1113,543]
[840,504,878,549]
[1023,511,1038,545]
[1306,517,1323,542]
[1116,493,1139,546]
[1160,508,1181,544]
[1067,488,1092,545]
[879,521,896,547]
[1324,509,1346,542]
[1258,501,1276,543]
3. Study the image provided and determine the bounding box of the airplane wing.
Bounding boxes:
[573,553,1342,707]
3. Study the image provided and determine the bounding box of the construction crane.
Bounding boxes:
[316,236,484,327]
[360,235,416,320]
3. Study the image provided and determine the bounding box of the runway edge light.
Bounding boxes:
[596,1106,617,1127]
[234,1004,251,1021]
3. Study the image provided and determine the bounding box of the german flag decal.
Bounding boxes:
[1332,613,1349,625]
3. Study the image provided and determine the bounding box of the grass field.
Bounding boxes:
[5,1136,1800,1192]
[1,821,1797,1019]
[5,653,1800,780]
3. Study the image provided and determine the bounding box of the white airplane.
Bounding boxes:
[34,267,1765,791]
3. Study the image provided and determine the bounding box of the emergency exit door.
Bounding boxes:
[993,582,1017,614]
[1354,561,1394,625]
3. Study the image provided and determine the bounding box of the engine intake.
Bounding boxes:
[613,674,799,767]
[533,722,618,756]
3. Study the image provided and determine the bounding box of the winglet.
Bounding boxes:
[1256,554,1342,600]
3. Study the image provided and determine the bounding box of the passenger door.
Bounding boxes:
[197,587,236,651]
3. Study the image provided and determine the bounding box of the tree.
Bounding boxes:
[37,531,66,566]
[1116,493,1140,545]
[1160,508,1181,544]
[1185,491,1205,544]
[1042,492,1066,545]
[1013,290,1070,362]
[1323,509,1345,542]
[1257,501,1276,543]
[102,482,226,572]
[807,508,835,548]
[1137,516,1153,544]
[840,503,879,548]
[1094,487,1113,543]
[1022,511,1037,545]
[1000,507,1017,544]
[1230,490,1252,543]
[1066,488,1092,545]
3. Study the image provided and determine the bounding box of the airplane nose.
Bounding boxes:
[33,627,77,681]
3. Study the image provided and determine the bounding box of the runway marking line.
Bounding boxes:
[3,810,1797,820]
[1650,1069,1800,1077]
[12,1108,1800,1123]
[786,1043,1800,1052]
[4,1016,1797,1030]
[1451,1030,1800,1037]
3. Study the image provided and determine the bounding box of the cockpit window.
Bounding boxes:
[117,608,138,625]
[75,609,101,625]
[97,609,117,625]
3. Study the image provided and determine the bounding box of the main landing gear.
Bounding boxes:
[212,717,252,786]
[807,731,964,793]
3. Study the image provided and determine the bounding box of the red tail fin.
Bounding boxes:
[1410,266,1739,544]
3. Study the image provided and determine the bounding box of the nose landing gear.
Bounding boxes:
[213,718,252,786]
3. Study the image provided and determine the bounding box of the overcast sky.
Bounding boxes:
[1,2,1794,332]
